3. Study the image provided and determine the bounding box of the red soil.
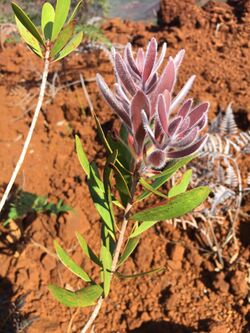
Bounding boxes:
[0,1,249,332]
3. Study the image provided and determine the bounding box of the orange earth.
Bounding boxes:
[0,1,249,332]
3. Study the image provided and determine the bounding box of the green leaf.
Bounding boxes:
[88,164,115,239]
[92,111,113,154]
[104,151,118,194]
[110,162,131,202]
[100,245,112,297]
[51,0,71,41]
[151,156,195,180]
[168,169,192,198]
[136,156,194,202]
[15,17,43,58]
[103,152,118,225]
[75,137,115,240]
[51,21,75,58]
[12,2,45,46]
[68,0,83,23]
[76,232,102,266]
[48,284,103,307]
[54,240,92,282]
[41,2,55,41]
[139,178,168,199]
[75,135,90,177]
[117,237,139,267]
[112,198,124,210]
[53,31,83,61]
[115,267,164,279]
[107,131,132,173]
[131,186,211,222]
[87,109,130,177]
[129,221,157,238]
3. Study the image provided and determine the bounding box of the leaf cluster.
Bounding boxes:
[11,0,83,60]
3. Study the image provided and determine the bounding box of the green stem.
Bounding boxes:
[81,169,140,333]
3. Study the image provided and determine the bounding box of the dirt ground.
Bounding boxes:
[0,1,249,332]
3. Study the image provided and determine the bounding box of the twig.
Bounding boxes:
[0,47,50,214]
[67,308,80,333]
[80,296,104,333]
[80,74,94,113]
[30,239,57,259]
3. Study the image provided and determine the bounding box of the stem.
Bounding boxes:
[0,49,50,214]
[80,297,104,333]
[81,171,139,333]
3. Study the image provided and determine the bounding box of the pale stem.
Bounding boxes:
[81,173,139,333]
[0,49,50,214]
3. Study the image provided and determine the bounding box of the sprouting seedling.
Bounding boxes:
[0,1,83,214]
[48,39,211,332]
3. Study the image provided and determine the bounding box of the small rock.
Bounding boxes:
[167,260,182,271]
[230,270,248,298]
[165,293,178,309]
[213,272,230,294]
[169,244,185,262]
[46,105,64,125]
[208,321,229,333]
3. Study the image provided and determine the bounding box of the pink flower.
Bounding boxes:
[96,38,209,169]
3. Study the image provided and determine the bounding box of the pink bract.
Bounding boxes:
[97,38,209,170]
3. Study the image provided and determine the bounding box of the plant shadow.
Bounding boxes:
[0,275,15,333]
[0,275,36,333]
[128,320,195,333]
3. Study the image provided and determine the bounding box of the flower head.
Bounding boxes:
[96,38,209,170]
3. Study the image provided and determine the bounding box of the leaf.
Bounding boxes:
[53,31,83,61]
[136,156,194,202]
[168,169,192,198]
[104,151,118,194]
[51,0,71,41]
[112,198,124,210]
[101,224,116,255]
[12,2,44,46]
[107,132,132,173]
[92,112,113,154]
[75,135,90,177]
[151,156,195,180]
[117,237,139,267]
[51,21,75,58]
[87,110,130,177]
[48,284,103,307]
[54,240,92,282]
[129,221,157,238]
[139,178,168,199]
[100,245,112,297]
[75,137,115,239]
[88,164,115,239]
[115,267,164,279]
[131,186,211,222]
[110,163,131,198]
[103,152,118,226]
[14,17,43,58]
[41,2,55,41]
[68,0,83,23]
[76,232,101,266]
